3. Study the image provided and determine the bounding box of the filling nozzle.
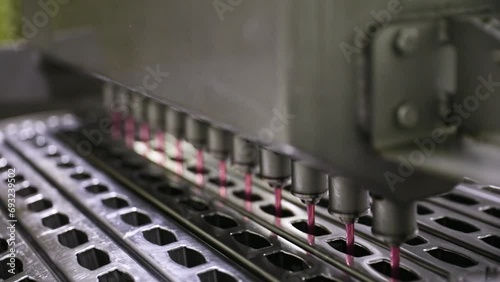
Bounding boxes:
[328,177,370,224]
[291,162,328,243]
[208,127,232,188]
[258,148,291,188]
[165,107,186,162]
[259,148,291,218]
[103,82,121,139]
[147,99,166,152]
[328,176,370,257]
[131,93,150,147]
[232,136,257,203]
[371,196,418,246]
[208,127,232,161]
[232,135,257,173]
[185,115,208,151]
[371,196,417,279]
[291,162,328,205]
[185,116,208,184]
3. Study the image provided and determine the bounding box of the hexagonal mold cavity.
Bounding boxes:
[440,193,478,206]
[291,220,331,236]
[368,259,419,281]
[208,177,235,187]
[57,159,75,169]
[265,251,310,272]
[187,166,211,175]
[483,207,500,219]
[233,191,263,202]
[16,277,36,282]
[405,236,428,246]
[17,186,38,198]
[85,184,109,194]
[143,227,177,246]
[0,257,23,279]
[434,217,480,233]
[304,275,342,282]
[98,269,134,282]
[121,211,152,227]
[417,205,434,215]
[102,196,129,209]
[179,198,209,212]
[0,238,7,254]
[317,198,329,208]
[231,231,272,250]
[42,213,70,229]
[425,247,478,268]
[203,213,238,229]
[70,171,92,181]
[480,235,500,250]
[156,182,184,197]
[260,204,294,218]
[58,229,89,248]
[27,198,53,212]
[357,215,373,227]
[481,185,500,196]
[327,238,373,257]
[168,246,207,268]
[77,248,111,271]
[198,269,238,282]
[4,174,25,183]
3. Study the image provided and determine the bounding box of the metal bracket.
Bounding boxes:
[370,20,457,150]
[452,15,500,140]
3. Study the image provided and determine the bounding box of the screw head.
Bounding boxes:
[397,103,419,129]
[394,28,420,56]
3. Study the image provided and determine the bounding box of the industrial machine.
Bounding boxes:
[0,0,499,281]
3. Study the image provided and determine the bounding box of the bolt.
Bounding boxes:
[396,103,419,129]
[394,28,420,56]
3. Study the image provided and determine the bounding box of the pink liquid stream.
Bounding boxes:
[195,149,204,185]
[390,245,400,280]
[175,139,184,175]
[244,173,252,202]
[155,131,165,164]
[218,160,227,197]
[307,204,315,245]
[125,117,135,148]
[275,187,282,219]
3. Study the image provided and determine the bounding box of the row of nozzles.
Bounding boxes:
[102,83,418,255]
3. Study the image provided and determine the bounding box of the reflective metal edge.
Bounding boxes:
[427,184,500,229]
[0,207,59,282]
[0,144,157,281]
[3,128,258,281]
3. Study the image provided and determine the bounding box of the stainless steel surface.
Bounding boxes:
[2,118,257,282]
[231,135,258,170]
[147,99,166,132]
[259,148,291,187]
[328,177,370,224]
[0,111,499,280]
[0,206,59,281]
[371,198,418,246]
[185,115,209,149]
[22,0,500,202]
[291,162,328,204]
[165,106,186,140]
[208,126,232,160]
[0,145,156,281]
